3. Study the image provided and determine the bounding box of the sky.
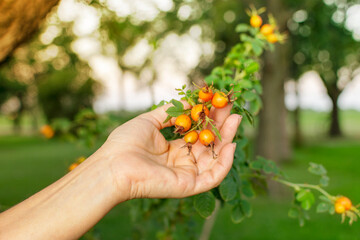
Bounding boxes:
[53,0,360,112]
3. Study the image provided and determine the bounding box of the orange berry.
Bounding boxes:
[335,202,346,214]
[336,196,352,210]
[211,92,228,108]
[199,129,215,146]
[40,125,54,139]
[260,24,274,36]
[184,131,199,144]
[175,114,192,133]
[250,15,262,28]
[267,33,278,43]
[199,87,213,102]
[68,163,79,172]
[191,104,210,122]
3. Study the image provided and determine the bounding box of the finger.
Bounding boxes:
[209,103,232,130]
[215,114,242,152]
[193,143,236,194]
[138,101,191,130]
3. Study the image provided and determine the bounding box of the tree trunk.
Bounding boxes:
[293,81,302,146]
[329,90,342,137]
[0,0,60,64]
[256,0,292,162]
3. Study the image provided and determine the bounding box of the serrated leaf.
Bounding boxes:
[219,174,237,201]
[308,162,327,176]
[241,180,255,198]
[240,200,252,217]
[166,106,184,117]
[170,99,184,109]
[194,192,216,218]
[236,24,250,33]
[231,205,245,223]
[316,202,330,213]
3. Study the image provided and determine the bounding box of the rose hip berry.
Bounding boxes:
[199,129,215,146]
[191,104,210,122]
[175,114,192,134]
[211,92,229,108]
[260,24,274,36]
[199,87,214,102]
[183,130,199,156]
[250,15,262,28]
[336,196,352,210]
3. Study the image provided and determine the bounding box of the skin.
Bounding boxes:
[0,102,241,240]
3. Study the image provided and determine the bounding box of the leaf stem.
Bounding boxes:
[239,173,336,201]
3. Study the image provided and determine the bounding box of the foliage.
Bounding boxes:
[50,7,359,239]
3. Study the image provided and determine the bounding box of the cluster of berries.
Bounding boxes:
[172,86,232,158]
[248,7,285,43]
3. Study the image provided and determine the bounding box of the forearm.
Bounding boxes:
[0,149,127,240]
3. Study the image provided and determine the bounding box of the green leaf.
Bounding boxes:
[316,202,330,213]
[170,99,184,109]
[242,108,254,126]
[296,190,315,210]
[250,160,263,170]
[163,115,172,124]
[319,175,330,187]
[288,207,299,218]
[212,125,222,142]
[251,41,263,56]
[245,62,260,74]
[241,180,255,198]
[308,162,327,176]
[165,106,184,118]
[240,200,252,217]
[180,197,194,216]
[237,79,253,89]
[242,91,257,101]
[236,24,250,33]
[219,174,237,201]
[194,192,216,218]
[231,205,245,223]
[253,82,263,94]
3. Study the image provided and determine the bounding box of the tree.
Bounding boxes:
[0,0,60,64]
[256,0,293,161]
[289,0,360,137]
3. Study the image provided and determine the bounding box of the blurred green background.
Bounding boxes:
[1,0,360,239]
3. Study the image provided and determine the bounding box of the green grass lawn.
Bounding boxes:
[1,136,360,239]
[1,110,360,239]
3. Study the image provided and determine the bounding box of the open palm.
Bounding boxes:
[104,102,241,199]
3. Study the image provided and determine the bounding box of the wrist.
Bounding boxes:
[91,144,132,204]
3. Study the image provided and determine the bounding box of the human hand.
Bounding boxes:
[99,102,242,202]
